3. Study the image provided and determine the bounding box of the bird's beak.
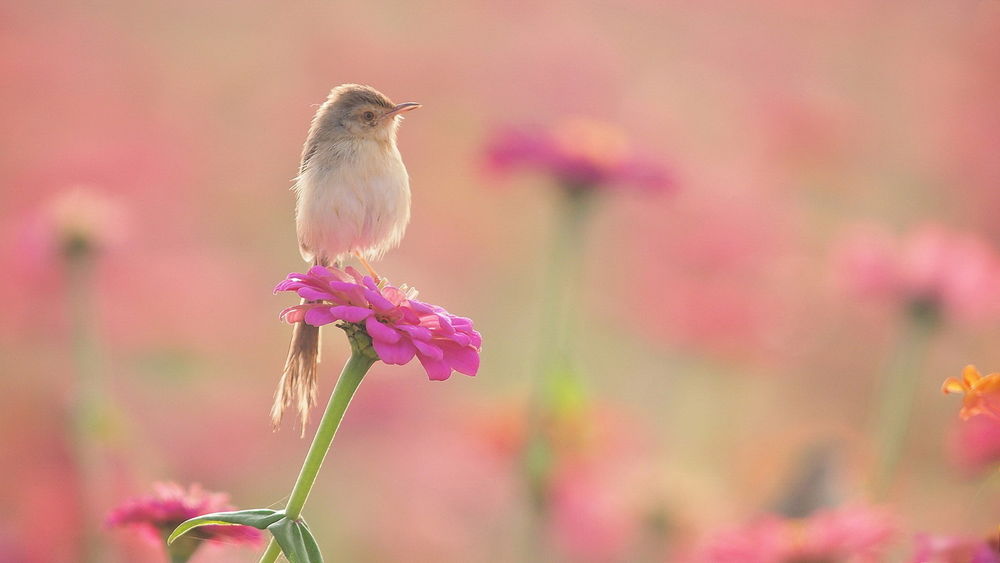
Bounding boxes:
[382,102,422,120]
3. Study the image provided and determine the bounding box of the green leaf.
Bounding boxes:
[167,509,285,544]
[268,517,323,563]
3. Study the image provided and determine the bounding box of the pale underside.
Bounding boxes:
[294,137,411,265]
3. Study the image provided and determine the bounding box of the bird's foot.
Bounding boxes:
[354,253,381,284]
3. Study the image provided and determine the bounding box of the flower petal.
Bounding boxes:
[297,287,334,301]
[330,305,373,323]
[328,280,361,294]
[364,289,396,312]
[382,286,408,306]
[412,339,444,360]
[407,300,436,314]
[366,316,401,343]
[443,345,480,376]
[279,305,310,323]
[446,332,471,347]
[304,307,337,326]
[434,314,455,334]
[307,265,333,278]
[417,354,452,381]
[963,365,982,386]
[373,338,416,365]
[397,325,432,341]
[343,266,365,283]
[273,278,303,293]
[466,330,483,348]
[942,377,967,395]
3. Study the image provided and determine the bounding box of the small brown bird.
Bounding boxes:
[273,84,420,430]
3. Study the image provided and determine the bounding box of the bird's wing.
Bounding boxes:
[299,141,317,175]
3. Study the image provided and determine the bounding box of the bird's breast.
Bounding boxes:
[295,139,411,263]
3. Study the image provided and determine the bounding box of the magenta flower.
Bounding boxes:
[949,414,1000,474]
[106,482,263,546]
[683,517,789,563]
[483,118,674,193]
[910,533,1000,563]
[834,223,1000,323]
[795,505,897,562]
[275,266,482,381]
[684,505,896,563]
[19,187,127,262]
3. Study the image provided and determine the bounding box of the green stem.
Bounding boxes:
[166,534,199,563]
[259,346,376,563]
[534,186,594,411]
[67,250,106,563]
[259,541,282,563]
[520,186,596,561]
[870,303,938,497]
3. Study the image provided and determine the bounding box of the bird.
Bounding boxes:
[273,84,420,430]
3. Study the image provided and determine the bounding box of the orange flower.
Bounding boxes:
[942,365,1000,420]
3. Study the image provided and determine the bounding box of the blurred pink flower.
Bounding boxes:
[483,118,674,193]
[342,398,519,562]
[547,461,642,562]
[795,505,897,562]
[685,517,789,563]
[276,265,482,381]
[910,533,1000,563]
[834,224,1000,322]
[684,505,896,563]
[949,414,1000,473]
[19,187,127,263]
[106,482,263,546]
[474,402,656,561]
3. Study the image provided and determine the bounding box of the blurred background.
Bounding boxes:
[2,0,999,561]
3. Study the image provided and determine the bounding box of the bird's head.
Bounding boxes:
[322,84,420,142]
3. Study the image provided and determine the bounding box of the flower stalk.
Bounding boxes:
[870,301,939,497]
[520,186,596,560]
[165,535,199,563]
[536,186,594,407]
[259,329,377,563]
[66,235,110,563]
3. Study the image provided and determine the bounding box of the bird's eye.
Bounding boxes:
[363,111,375,121]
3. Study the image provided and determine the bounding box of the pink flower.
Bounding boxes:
[795,505,897,562]
[106,482,263,545]
[834,224,1000,322]
[474,401,656,561]
[685,505,896,563]
[483,118,674,193]
[685,517,790,563]
[949,414,1000,473]
[275,266,482,381]
[19,187,127,262]
[910,533,1000,563]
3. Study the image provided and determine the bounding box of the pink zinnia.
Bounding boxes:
[910,533,1000,563]
[275,266,481,381]
[106,482,263,545]
[795,505,897,562]
[483,118,674,193]
[685,505,896,563]
[949,414,1000,474]
[18,186,127,262]
[834,224,1000,323]
[685,517,790,563]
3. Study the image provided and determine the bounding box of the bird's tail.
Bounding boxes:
[272,299,321,433]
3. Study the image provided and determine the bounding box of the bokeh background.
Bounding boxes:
[3,0,999,561]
